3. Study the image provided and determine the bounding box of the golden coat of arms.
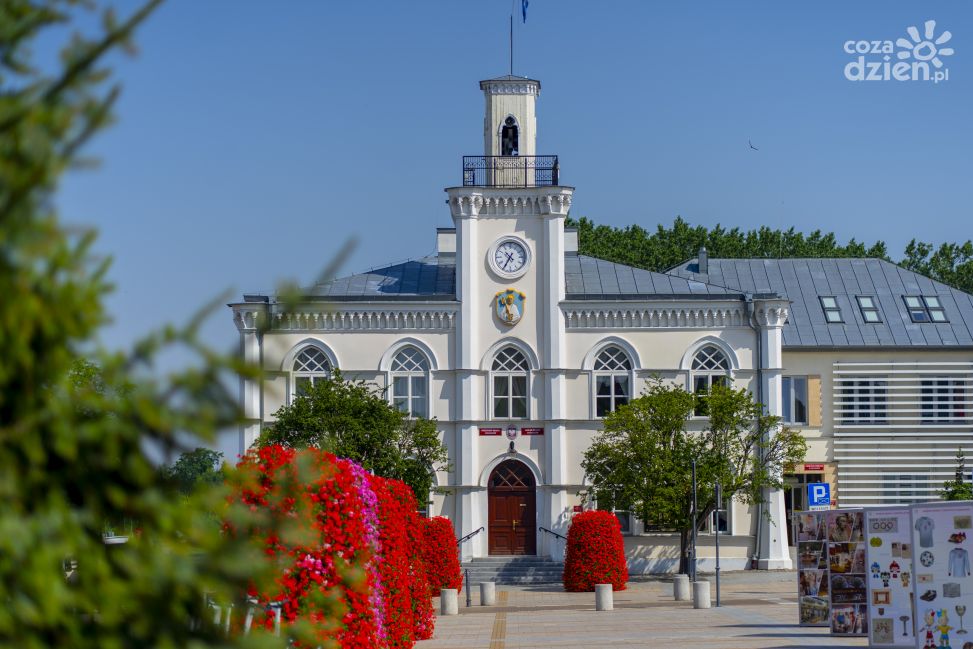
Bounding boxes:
[494,289,526,326]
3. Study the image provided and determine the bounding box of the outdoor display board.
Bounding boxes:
[827,509,869,637]
[909,501,973,649]
[797,510,830,626]
[864,507,915,647]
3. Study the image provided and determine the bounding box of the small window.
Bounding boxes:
[292,347,332,397]
[783,376,808,424]
[924,296,948,322]
[903,296,928,322]
[819,296,842,323]
[390,347,429,418]
[492,346,529,419]
[855,296,882,323]
[593,346,632,417]
[691,345,730,416]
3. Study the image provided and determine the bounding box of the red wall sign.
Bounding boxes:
[573,505,583,513]
[479,428,502,436]
[521,427,545,436]
[804,463,825,471]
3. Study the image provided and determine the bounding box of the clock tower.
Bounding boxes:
[445,76,574,559]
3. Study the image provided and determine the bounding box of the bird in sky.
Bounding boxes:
[749,139,759,151]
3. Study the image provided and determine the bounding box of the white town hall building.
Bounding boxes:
[230,75,973,574]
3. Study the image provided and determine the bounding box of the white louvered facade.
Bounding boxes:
[833,360,973,507]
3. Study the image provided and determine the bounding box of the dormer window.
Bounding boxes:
[856,296,882,323]
[820,296,843,323]
[501,116,519,156]
[904,295,948,323]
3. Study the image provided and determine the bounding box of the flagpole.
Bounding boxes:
[509,13,513,76]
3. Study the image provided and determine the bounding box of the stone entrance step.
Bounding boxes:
[461,556,564,585]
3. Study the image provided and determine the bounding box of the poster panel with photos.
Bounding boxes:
[797,510,830,626]
[828,509,869,636]
[864,507,915,647]
[909,501,973,649]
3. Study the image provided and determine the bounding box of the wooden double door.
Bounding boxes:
[487,460,536,555]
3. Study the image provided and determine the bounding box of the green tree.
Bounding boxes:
[0,2,341,646]
[162,447,226,496]
[582,380,807,573]
[940,447,973,501]
[259,370,449,508]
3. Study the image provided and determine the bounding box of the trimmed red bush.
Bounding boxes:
[421,517,463,597]
[562,510,628,592]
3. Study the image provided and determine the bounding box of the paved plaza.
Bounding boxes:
[419,571,869,649]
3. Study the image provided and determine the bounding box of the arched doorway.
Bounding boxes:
[487,459,536,555]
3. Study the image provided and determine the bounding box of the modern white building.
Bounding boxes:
[231,75,973,573]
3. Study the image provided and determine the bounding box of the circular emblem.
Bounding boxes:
[920,550,934,567]
[870,537,882,547]
[505,425,518,441]
[495,288,526,326]
[489,236,532,279]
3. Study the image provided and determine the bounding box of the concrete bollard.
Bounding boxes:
[440,588,458,615]
[479,582,496,606]
[693,580,711,609]
[595,584,613,611]
[673,573,691,601]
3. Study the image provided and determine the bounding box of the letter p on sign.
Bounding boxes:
[808,483,830,510]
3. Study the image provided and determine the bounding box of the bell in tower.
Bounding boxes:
[501,116,519,156]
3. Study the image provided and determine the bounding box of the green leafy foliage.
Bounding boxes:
[259,370,449,508]
[581,379,807,572]
[568,216,973,294]
[0,2,319,646]
[940,447,973,501]
[161,447,226,496]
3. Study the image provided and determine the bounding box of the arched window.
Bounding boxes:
[492,346,529,419]
[691,344,730,416]
[594,346,632,417]
[390,346,429,418]
[292,346,332,397]
[501,116,519,156]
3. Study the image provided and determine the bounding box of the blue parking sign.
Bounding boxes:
[807,482,830,510]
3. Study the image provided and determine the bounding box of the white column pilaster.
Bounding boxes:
[755,301,792,570]
[232,304,267,455]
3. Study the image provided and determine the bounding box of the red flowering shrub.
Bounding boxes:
[421,517,462,597]
[562,510,628,592]
[370,476,434,645]
[233,445,435,648]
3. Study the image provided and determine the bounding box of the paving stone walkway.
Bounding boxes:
[418,571,869,649]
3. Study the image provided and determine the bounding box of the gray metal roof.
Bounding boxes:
[667,257,973,348]
[565,255,743,300]
[307,256,456,301]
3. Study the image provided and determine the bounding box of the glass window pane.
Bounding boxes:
[794,390,807,424]
[393,397,409,413]
[904,296,922,308]
[494,397,508,418]
[615,395,629,409]
[712,375,728,388]
[494,376,509,397]
[911,309,929,322]
[511,397,527,419]
[924,296,942,308]
[393,376,409,397]
[614,376,629,398]
[512,376,527,397]
[412,396,427,419]
[596,375,612,396]
[858,296,874,308]
[411,376,426,397]
[821,297,837,308]
[825,310,842,323]
[596,397,611,418]
[295,376,311,396]
[694,376,709,394]
[863,310,880,323]
[782,386,792,423]
[930,310,947,322]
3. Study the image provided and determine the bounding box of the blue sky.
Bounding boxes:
[53,1,972,360]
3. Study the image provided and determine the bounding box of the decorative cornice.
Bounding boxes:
[231,304,268,333]
[271,309,456,332]
[479,78,540,96]
[563,305,747,329]
[754,302,790,328]
[446,187,573,218]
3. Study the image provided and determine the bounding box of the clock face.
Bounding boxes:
[494,240,528,274]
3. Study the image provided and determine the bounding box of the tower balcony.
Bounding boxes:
[462,155,559,188]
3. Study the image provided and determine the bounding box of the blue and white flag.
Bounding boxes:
[522,0,528,23]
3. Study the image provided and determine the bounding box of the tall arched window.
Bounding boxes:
[292,347,332,397]
[390,346,429,418]
[500,116,519,156]
[594,346,632,417]
[691,344,730,416]
[492,346,529,419]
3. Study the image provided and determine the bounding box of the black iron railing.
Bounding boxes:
[462,155,559,187]
[457,526,484,547]
[538,526,566,541]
